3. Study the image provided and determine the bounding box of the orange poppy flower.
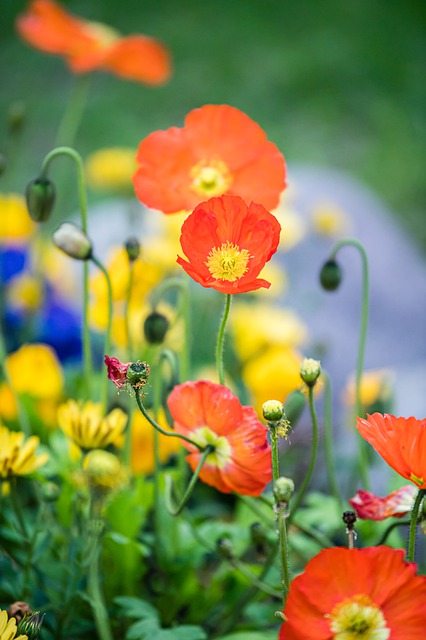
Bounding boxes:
[279,546,426,639]
[16,0,171,84]
[133,104,286,213]
[167,380,272,496]
[177,194,281,294]
[357,413,426,489]
[349,485,417,521]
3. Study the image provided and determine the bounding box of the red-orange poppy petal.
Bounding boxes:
[102,35,171,85]
[132,104,286,213]
[349,485,416,520]
[279,546,426,640]
[357,413,426,489]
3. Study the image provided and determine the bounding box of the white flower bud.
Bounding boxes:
[52,223,92,260]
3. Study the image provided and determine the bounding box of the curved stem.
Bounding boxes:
[288,386,319,524]
[329,238,370,489]
[375,519,411,546]
[216,293,232,386]
[164,445,213,516]
[55,75,91,147]
[91,255,113,412]
[323,371,342,505]
[40,146,92,395]
[407,489,425,562]
[134,388,205,451]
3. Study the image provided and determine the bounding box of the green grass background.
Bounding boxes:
[1,0,425,246]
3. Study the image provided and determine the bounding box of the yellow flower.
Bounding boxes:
[0,383,18,421]
[242,346,303,416]
[7,273,43,312]
[311,201,351,237]
[0,425,48,479]
[232,303,308,362]
[0,193,34,243]
[344,368,395,408]
[6,344,63,400]
[58,400,127,450]
[131,408,181,475]
[83,449,127,490]
[85,147,136,193]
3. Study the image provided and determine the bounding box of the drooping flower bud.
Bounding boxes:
[300,358,321,387]
[52,222,92,260]
[273,476,295,505]
[144,311,169,344]
[262,399,284,423]
[26,177,56,222]
[319,259,342,291]
[124,237,140,262]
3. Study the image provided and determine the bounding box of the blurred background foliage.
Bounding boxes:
[1,0,425,245]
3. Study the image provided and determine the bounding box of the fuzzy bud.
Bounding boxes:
[262,399,284,423]
[124,237,140,262]
[52,223,92,260]
[273,476,295,504]
[300,358,321,387]
[144,311,169,344]
[26,177,56,222]
[41,481,60,503]
[320,259,342,291]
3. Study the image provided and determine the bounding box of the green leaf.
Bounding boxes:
[115,596,159,621]
[126,618,160,640]
[218,633,278,640]
[157,626,207,640]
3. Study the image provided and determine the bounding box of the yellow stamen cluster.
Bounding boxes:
[57,400,127,450]
[190,159,232,197]
[326,594,390,639]
[0,426,48,479]
[206,242,251,282]
[191,426,232,469]
[0,608,28,640]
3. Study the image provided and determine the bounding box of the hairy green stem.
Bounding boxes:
[407,489,425,562]
[288,386,319,523]
[330,238,370,489]
[91,255,113,411]
[40,146,92,395]
[216,293,232,385]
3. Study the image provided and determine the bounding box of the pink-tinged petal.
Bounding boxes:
[104,354,131,388]
[349,485,417,520]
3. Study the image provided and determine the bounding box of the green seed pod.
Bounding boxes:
[262,399,284,423]
[26,177,56,222]
[319,259,342,291]
[144,311,169,344]
[125,237,140,262]
[273,476,295,504]
[126,361,151,387]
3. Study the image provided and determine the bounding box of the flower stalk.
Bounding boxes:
[407,489,425,562]
[216,293,232,385]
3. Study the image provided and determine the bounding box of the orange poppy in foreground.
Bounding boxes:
[177,194,281,294]
[279,546,426,639]
[16,0,171,84]
[167,380,272,496]
[133,104,286,213]
[357,413,426,489]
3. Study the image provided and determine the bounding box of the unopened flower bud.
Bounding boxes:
[84,450,123,490]
[126,361,150,388]
[300,358,321,387]
[262,399,284,423]
[26,177,56,222]
[273,476,295,504]
[144,311,169,344]
[124,237,140,262]
[216,537,234,560]
[320,259,342,291]
[17,612,45,640]
[53,223,92,260]
[41,481,60,502]
[342,510,357,529]
[283,389,306,425]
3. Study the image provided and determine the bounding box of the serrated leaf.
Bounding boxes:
[157,625,207,640]
[115,596,159,621]
[126,618,160,640]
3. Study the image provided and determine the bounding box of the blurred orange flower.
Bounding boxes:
[16,0,171,84]
[357,413,426,489]
[167,380,272,496]
[279,546,426,639]
[349,485,417,521]
[177,195,281,294]
[133,104,286,213]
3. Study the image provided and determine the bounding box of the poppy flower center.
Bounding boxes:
[326,594,389,639]
[206,242,251,282]
[190,426,232,468]
[190,159,233,197]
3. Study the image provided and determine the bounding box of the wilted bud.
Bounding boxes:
[319,259,342,291]
[283,390,306,425]
[126,361,151,388]
[124,237,140,262]
[262,399,284,423]
[342,510,357,530]
[144,311,169,344]
[25,177,56,222]
[300,358,321,387]
[52,223,92,260]
[216,537,234,560]
[8,100,26,133]
[17,611,45,640]
[273,476,295,505]
[8,602,31,624]
[41,481,60,502]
